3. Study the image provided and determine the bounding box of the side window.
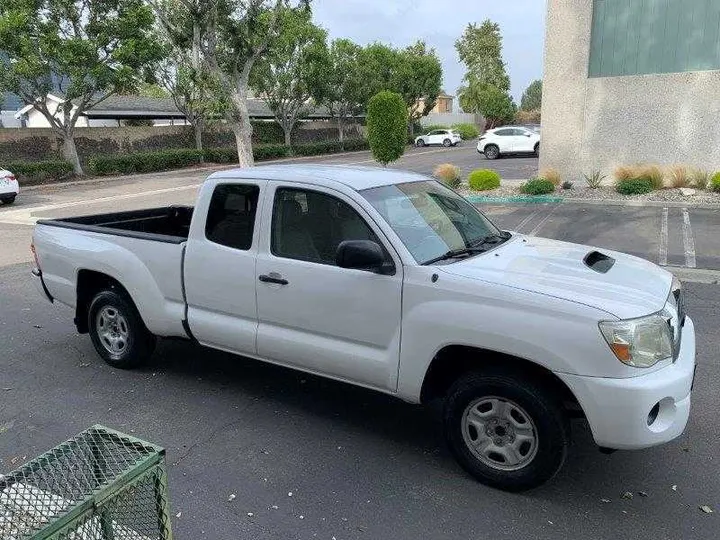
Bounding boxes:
[513,128,529,136]
[272,188,382,266]
[495,129,513,136]
[205,183,260,250]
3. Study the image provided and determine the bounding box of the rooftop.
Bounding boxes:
[207,164,430,191]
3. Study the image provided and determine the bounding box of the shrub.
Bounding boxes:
[367,91,408,166]
[341,139,370,151]
[711,172,720,192]
[538,167,561,186]
[293,141,342,157]
[583,170,606,189]
[616,178,654,195]
[614,163,663,190]
[561,180,573,190]
[689,168,710,189]
[468,169,501,191]
[667,165,689,188]
[521,178,555,195]
[203,148,238,163]
[6,160,74,185]
[434,163,461,188]
[88,149,203,176]
[451,123,480,140]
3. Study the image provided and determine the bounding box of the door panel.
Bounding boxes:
[185,182,263,355]
[514,129,535,152]
[255,184,403,391]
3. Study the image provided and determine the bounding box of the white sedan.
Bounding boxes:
[415,129,462,148]
[0,168,18,205]
[477,126,540,160]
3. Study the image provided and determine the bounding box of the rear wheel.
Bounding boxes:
[1,195,16,205]
[88,289,156,369]
[534,143,540,157]
[443,138,452,147]
[443,369,570,491]
[484,144,500,160]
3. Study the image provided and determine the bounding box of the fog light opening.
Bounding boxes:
[647,402,661,426]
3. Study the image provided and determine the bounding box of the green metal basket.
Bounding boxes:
[0,425,173,540]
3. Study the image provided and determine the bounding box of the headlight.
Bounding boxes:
[599,314,673,368]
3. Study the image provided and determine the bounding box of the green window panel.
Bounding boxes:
[589,0,720,77]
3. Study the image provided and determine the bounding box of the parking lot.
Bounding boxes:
[2,145,720,539]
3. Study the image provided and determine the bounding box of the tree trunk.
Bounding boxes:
[62,135,83,176]
[194,119,204,163]
[283,125,292,148]
[228,92,254,167]
[337,116,344,149]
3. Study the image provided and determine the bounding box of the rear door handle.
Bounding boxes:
[258,274,289,285]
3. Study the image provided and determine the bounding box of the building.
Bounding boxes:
[541,0,720,181]
[12,94,352,128]
[415,91,454,114]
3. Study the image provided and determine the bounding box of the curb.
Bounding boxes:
[466,195,564,204]
[562,197,720,209]
[665,266,720,284]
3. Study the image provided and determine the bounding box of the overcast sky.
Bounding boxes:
[312,0,547,106]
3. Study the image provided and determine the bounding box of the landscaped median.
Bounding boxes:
[432,163,720,204]
[10,139,370,185]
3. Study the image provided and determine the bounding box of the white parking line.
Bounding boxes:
[529,204,561,236]
[682,208,697,268]
[659,208,668,266]
[514,209,541,233]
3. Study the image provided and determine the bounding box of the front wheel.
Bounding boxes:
[443,370,570,491]
[416,139,426,147]
[484,145,500,160]
[443,138,452,147]
[534,143,540,157]
[88,289,156,369]
[1,195,16,205]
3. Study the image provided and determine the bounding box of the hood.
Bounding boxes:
[439,235,672,319]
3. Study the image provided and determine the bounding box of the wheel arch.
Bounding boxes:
[75,270,138,333]
[420,345,583,416]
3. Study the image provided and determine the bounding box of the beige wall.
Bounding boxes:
[541,0,720,182]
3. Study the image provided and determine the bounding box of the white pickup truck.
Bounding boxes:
[31,164,696,491]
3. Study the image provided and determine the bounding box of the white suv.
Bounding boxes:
[415,129,462,148]
[0,168,19,205]
[477,127,540,160]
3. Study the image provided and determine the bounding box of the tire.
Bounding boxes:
[484,145,500,160]
[1,195,16,205]
[534,143,540,157]
[443,138,452,147]
[88,289,156,369]
[416,139,426,147]
[443,369,570,492]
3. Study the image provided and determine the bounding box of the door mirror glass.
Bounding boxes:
[336,240,386,272]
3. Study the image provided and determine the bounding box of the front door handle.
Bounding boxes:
[259,274,289,285]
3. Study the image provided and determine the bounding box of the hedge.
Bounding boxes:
[521,178,556,195]
[6,160,74,185]
[367,91,407,166]
[87,140,370,176]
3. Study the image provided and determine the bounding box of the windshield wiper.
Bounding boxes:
[469,232,511,248]
[422,247,488,265]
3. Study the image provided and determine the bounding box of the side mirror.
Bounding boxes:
[525,133,532,137]
[336,240,388,273]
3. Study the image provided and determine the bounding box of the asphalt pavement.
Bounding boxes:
[1,144,720,539]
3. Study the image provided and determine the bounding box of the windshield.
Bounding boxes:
[361,180,503,264]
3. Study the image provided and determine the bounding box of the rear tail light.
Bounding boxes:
[31,242,40,268]
[7,175,15,182]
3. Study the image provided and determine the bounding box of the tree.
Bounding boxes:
[399,41,442,136]
[0,0,163,175]
[139,83,170,99]
[520,79,542,111]
[151,0,312,167]
[455,20,510,92]
[366,91,407,166]
[459,84,515,129]
[252,7,327,147]
[318,38,363,148]
[356,43,402,106]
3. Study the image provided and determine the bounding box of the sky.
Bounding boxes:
[312,0,547,107]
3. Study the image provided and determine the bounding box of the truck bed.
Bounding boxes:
[37,206,193,243]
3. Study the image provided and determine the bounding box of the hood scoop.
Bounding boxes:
[583,251,615,273]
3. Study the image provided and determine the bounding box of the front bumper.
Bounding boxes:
[557,316,696,450]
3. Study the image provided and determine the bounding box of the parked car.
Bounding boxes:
[477,126,541,160]
[0,167,19,205]
[415,129,462,147]
[521,124,541,134]
[31,165,695,492]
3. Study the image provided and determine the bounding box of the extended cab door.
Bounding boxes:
[184,180,265,354]
[255,182,403,392]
